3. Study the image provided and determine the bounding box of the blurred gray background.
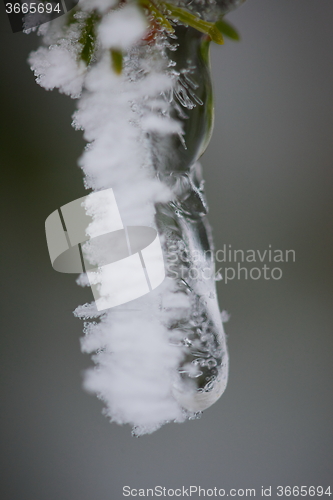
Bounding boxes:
[1,1,332,499]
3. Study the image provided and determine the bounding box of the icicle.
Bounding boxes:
[31,0,246,435]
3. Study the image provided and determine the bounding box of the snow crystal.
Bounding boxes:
[79,0,118,13]
[140,114,184,134]
[29,46,85,98]
[98,4,147,50]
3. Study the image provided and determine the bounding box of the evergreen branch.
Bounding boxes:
[160,2,224,44]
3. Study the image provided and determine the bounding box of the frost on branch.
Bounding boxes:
[29,45,86,97]
[98,4,147,49]
[28,0,244,435]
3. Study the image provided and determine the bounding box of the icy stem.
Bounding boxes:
[152,26,228,411]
